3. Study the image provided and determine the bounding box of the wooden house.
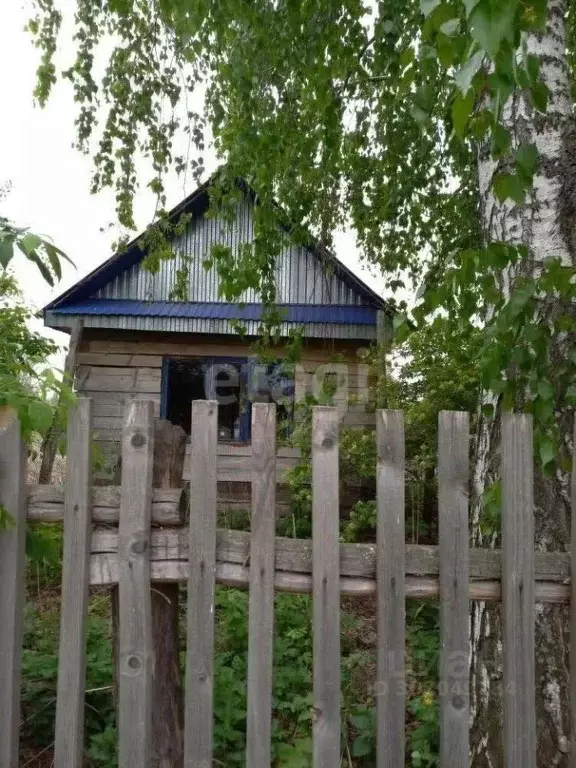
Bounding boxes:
[43,180,391,499]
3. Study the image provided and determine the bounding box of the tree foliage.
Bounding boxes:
[28,0,576,467]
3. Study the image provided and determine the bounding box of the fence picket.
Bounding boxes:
[376,410,405,768]
[502,413,536,767]
[54,399,93,768]
[0,409,26,768]
[571,413,576,768]
[246,403,277,767]
[184,400,218,767]
[118,400,154,767]
[438,411,469,766]
[312,406,340,767]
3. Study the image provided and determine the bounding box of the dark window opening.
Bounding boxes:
[162,356,294,441]
[250,362,295,438]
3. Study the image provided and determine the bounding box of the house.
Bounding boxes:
[44,179,390,491]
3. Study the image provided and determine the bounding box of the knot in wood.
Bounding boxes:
[125,654,143,674]
[322,436,334,449]
[131,536,148,555]
[131,432,146,448]
[452,694,465,710]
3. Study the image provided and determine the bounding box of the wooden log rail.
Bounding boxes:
[25,498,572,601]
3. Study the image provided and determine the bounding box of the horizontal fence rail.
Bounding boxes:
[0,399,574,767]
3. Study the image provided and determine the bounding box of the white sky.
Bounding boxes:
[0,2,386,364]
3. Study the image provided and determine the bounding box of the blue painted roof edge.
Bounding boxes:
[49,299,378,325]
[44,175,389,314]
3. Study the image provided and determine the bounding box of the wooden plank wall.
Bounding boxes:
[75,330,375,481]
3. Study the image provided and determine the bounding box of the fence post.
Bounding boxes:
[54,398,93,768]
[501,413,536,768]
[246,403,277,767]
[118,400,154,768]
[184,400,218,767]
[438,411,469,767]
[0,408,26,768]
[312,406,340,768]
[376,410,405,768]
[151,420,187,768]
[572,414,576,766]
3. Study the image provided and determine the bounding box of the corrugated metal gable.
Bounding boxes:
[95,200,367,306]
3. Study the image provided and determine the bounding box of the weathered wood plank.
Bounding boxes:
[85,334,363,361]
[90,552,569,601]
[438,411,469,767]
[246,404,277,767]
[54,399,93,768]
[502,413,536,768]
[77,352,163,367]
[26,484,183,525]
[184,401,218,767]
[118,401,155,767]
[76,365,161,394]
[312,406,341,767]
[572,414,576,767]
[78,365,161,378]
[90,527,573,584]
[376,410,405,768]
[0,409,27,767]
[82,392,161,419]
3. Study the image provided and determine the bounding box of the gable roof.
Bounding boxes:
[45,178,387,313]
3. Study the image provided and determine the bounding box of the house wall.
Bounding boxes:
[75,329,376,486]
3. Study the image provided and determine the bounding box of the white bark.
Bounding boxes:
[471,1,575,764]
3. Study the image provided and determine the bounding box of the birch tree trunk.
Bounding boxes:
[470,1,575,764]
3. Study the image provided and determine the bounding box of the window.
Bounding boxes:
[162,356,294,441]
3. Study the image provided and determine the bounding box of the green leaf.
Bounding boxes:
[566,383,576,401]
[525,52,540,84]
[452,88,476,138]
[26,251,54,286]
[420,0,441,17]
[352,736,373,757]
[463,0,481,14]
[399,46,415,67]
[490,123,511,159]
[493,173,525,204]
[469,0,517,57]
[0,238,14,269]
[454,49,485,93]
[482,403,495,418]
[537,379,554,400]
[45,243,62,281]
[28,400,55,434]
[538,434,556,467]
[530,80,549,112]
[19,233,42,256]
[439,18,459,35]
[516,142,538,179]
[519,0,547,31]
[436,33,457,67]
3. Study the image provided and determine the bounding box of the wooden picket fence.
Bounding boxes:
[0,398,574,767]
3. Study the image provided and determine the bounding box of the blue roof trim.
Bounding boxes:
[50,299,377,325]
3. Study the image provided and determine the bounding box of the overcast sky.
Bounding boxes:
[0,2,385,361]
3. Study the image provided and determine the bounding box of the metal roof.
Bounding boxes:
[43,176,389,341]
[49,299,377,324]
[45,177,388,313]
